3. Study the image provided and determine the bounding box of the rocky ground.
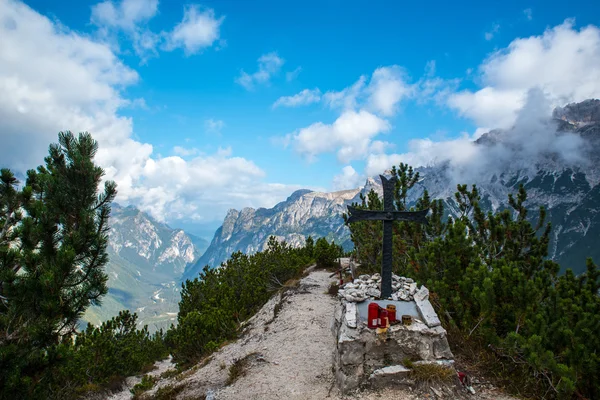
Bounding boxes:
[106,268,519,400]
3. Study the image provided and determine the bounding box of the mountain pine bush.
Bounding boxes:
[167,235,325,365]
[346,163,600,399]
[0,132,168,399]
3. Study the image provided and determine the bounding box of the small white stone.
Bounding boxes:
[409,282,417,295]
[414,286,429,302]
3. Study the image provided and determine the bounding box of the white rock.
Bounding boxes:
[345,303,357,328]
[359,274,370,281]
[366,288,380,298]
[344,283,358,289]
[414,286,429,302]
[409,282,417,295]
[415,297,441,327]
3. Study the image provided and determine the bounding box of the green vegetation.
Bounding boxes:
[347,163,600,399]
[409,363,455,385]
[0,132,168,399]
[131,374,158,398]
[165,235,342,366]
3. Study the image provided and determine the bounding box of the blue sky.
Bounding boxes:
[2,0,600,231]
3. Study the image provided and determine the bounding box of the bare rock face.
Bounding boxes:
[183,187,371,280]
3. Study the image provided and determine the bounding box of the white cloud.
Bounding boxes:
[366,66,414,116]
[91,0,158,30]
[91,1,224,59]
[448,20,600,129]
[332,166,362,191]
[286,66,302,81]
[273,88,321,108]
[91,0,160,60]
[173,146,199,157]
[524,8,533,21]
[0,0,299,223]
[286,109,390,163]
[236,52,284,90]
[323,76,367,110]
[204,118,224,135]
[164,5,224,55]
[485,23,500,41]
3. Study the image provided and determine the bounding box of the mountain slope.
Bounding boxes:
[83,204,204,330]
[182,188,365,281]
[189,99,600,276]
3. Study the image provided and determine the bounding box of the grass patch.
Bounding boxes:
[446,327,547,399]
[131,375,157,398]
[148,383,187,400]
[226,353,258,385]
[409,363,455,385]
[159,369,180,380]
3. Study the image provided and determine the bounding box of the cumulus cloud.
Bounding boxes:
[367,88,588,184]
[164,5,224,55]
[0,0,299,223]
[332,166,363,191]
[91,0,158,30]
[360,22,600,184]
[236,52,284,90]
[285,110,390,163]
[282,65,430,163]
[366,66,414,116]
[91,0,224,59]
[273,88,321,108]
[449,20,600,129]
[322,76,367,110]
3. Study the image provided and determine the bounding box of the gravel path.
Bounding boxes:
[112,268,517,400]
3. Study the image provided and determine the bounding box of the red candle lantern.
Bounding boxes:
[367,302,380,329]
[379,308,389,328]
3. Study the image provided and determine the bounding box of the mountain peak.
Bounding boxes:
[552,99,600,126]
[286,189,313,202]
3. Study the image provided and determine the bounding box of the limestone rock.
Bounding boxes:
[415,297,441,328]
[344,303,357,328]
[414,286,429,302]
[369,365,411,388]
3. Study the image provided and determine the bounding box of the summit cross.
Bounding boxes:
[346,175,429,299]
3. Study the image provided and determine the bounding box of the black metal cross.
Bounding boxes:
[346,175,429,299]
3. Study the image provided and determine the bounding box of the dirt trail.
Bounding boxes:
[104,268,516,399]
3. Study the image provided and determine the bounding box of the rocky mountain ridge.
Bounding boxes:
[185,99,600,278]
[83,204,208,330]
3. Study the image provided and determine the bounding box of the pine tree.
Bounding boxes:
[0,131,116,398]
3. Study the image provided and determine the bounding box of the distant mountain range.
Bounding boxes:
[185,99,600,278]
[83,204,208,331]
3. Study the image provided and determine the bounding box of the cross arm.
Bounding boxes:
[346,207,429,224]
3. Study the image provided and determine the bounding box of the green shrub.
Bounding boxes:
[167,236,314,366]
[314,237,343,269]
[347,162,600,399]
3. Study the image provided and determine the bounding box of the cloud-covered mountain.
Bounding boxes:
[185,99,600,278]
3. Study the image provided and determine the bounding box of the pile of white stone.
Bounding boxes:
[337,273,418,302]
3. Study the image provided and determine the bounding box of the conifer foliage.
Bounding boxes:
[346,163,600,399]
[0,132,167,399]
[167,236,342,365]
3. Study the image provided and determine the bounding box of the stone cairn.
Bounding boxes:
[337,273,418,303]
